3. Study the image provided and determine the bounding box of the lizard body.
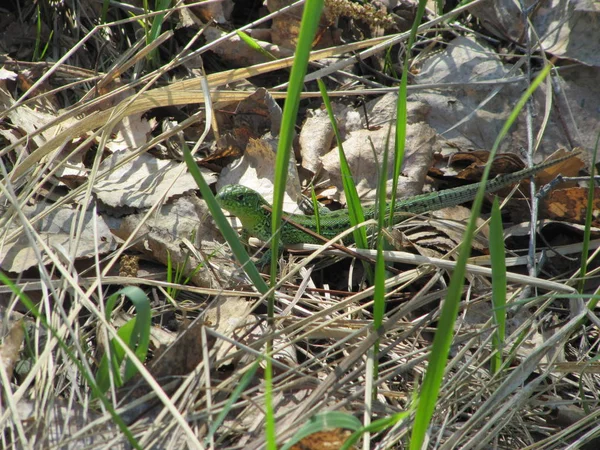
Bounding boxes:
[216,153,576,246]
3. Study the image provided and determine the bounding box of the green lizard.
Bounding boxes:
[216,153,577,247]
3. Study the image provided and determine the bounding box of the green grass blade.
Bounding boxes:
[310,184,322,236]
[166,249,174,297]
[33,5,43,61]
[489,197,507,374]
[280,412,362,450]
[389,0,428,226]
[410,59,555,450]
[237,30,277,61]
[147,0,171,63]
[96,286,151,392]
[373,239,386,328]
[0,271,142,450]
[373,127,393,327]
[318,78,374,282]
[371,127,392,384]
[270,0,325,287]
[340,410,411,450]
[101,0,110,23]
[317,79,369,251]
[204,360,261,444]
[182,146,269,295]
[266,3,324,448]
[264,355,275,450]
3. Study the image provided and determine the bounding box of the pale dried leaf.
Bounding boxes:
[217,137,302,212]
[267,0,302,48]
[207,302,298,368]
[574,0,600,12]
[191,0,234,24]
[366,93,431,126]
[412,36,571,155]
[320,103,437,202]
[389,207,488,259]
[105,114,152,152]
[471,0,600,67]
[93,150,213,209]
[0,128,24,146]
[431,207,489,243]
[0,204,117,273]
[552,66,600,151]
[299,109,335,174]
[147,317,206,378]
[204,296,256,365]
[207,300,298,368]
[0,86,78,149]
[115,194,230,287]
[177,5,203,27]
[468,0,530,43]
[505,220,600,239]
[111,312,176,350]
[299,103,365,175]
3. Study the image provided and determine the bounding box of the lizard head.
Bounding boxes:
[216,184,272,240]
[216,184,270,218]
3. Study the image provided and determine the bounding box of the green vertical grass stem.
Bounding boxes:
[182,147,269,295]
[410,60,555,450]
[389,0,428,226]
[309,185,322,236]
[96,286,151,392]
[371,134,391,384]
[204,360,260,444]
[489,197,507,374]
[270,0,324,288]
[145,0,170,64]
[268,2,324,448]
[317,79,372,281]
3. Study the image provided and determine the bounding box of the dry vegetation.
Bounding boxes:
[1,0,600,449]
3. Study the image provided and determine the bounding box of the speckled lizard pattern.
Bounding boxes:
[216,153,576,246]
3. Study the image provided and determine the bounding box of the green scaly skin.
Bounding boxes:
[215,154,575,247]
